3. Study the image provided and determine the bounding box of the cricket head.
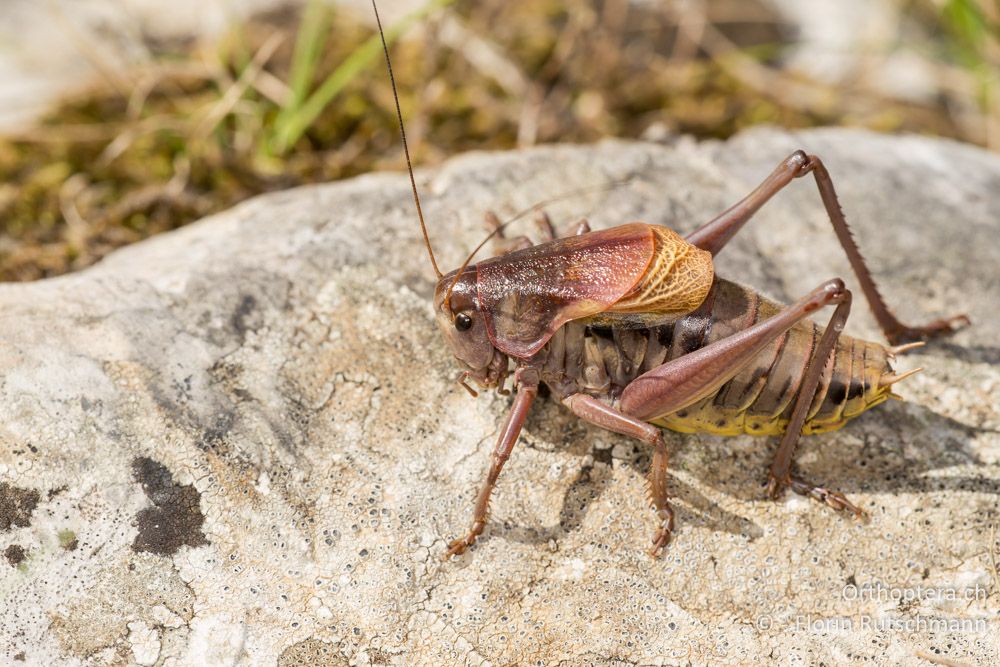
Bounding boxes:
[434,267,509,395]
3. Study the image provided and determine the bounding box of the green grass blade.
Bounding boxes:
[941,0,988,65]
[269,0,454,156]
[286,0,334,112]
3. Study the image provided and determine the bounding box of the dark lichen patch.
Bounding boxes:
[231,294,261,340]
[131,457,208,556]
[0,482,40,532]
[13,652,25,662]
[4,543,26,567]
[278,638,347,667]
[369,648,392,665]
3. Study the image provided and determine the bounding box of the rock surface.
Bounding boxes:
[1,128,998,665]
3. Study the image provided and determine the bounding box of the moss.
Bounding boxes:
[58,530,79,551]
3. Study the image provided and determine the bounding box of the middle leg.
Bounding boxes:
[562,393,674,556]
[531,210,591,240]
[486,210,533,256]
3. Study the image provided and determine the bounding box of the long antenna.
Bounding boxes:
[372,0,443,279]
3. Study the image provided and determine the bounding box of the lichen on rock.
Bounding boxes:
[0,482,40,532]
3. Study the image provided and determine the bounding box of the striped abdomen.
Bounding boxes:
[649,279,894,435]
[539,278,897,436]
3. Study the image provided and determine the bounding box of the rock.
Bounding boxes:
[1,127,998,665]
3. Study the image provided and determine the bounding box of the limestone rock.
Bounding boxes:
[1,128,998,665]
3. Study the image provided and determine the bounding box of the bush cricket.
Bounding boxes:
[371,1,970,558]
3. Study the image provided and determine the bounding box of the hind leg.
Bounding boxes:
[685,151,968,344]
[609,279,856,548]
[765,285,863,516]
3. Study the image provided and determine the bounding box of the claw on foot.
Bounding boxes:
[444,537,474,559]
[646,506,675,558]
[767,474,866,519]
[789,478,866,519]
[765,474,785,500]
[647,529,673,558]
[443,518,487,560]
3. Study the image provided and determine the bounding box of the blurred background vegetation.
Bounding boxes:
[0,0,997,281]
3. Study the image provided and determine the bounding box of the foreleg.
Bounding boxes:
[444,371,538,557]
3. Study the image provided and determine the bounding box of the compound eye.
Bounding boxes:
[454,313,473,332]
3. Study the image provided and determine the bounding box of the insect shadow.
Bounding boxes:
[491,390,765,548]
[488,377,996,550]
[931,341,1000,367]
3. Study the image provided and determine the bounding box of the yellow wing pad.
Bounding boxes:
[610,226,714,316]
